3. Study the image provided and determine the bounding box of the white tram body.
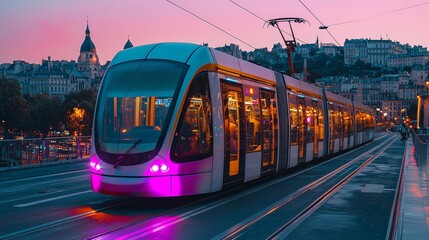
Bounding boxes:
[89,42,375,197]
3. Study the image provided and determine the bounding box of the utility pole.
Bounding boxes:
[266,17,306,77]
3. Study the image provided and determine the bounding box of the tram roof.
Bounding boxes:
[108,42,373,113]
[109,42,276,84]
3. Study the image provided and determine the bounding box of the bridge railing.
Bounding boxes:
[410,129,428,164]
[0,136,91,168]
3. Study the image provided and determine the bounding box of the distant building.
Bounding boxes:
[73,21,103,91]
[344,38,428,68]
[1,20,107,99]
[271,43,287,59]
[215,44,243,59]
[344,39,368,65]
[319,43,341,56]
[295,37,319,58]
[388,54,429,68]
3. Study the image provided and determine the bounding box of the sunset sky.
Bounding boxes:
[1,0,428,64]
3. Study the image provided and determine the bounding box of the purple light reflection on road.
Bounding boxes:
[115,215,182,240]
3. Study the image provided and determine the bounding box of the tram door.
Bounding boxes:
[312,100,319,158]
[297,98,306,165]
[221,82,245,186]
[260,90,277,174]
[338,106,344,151]
[328,103,335,154]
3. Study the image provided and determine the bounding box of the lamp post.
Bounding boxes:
[0,120,4,139]
[376,108,381,131]
[417,79,429,131]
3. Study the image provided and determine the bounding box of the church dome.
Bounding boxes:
[80,23,96,53]
[123,37,134,49]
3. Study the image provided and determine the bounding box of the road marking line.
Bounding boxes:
[1,169,89,184]
[14,190,92,207]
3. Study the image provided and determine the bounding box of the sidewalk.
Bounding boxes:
[397,137,429,239]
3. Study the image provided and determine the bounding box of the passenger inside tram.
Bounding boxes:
[179,115,195,154]
[229,115,238,154]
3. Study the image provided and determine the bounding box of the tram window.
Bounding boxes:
[344,108,353,136]
[244,86,261,152]
[289,96,298,145]
[334,104,342,139]
[356,111,364,132]
[317,100,324,141]
[328,103,335,139]
[260,90,277,166]
[96,60,188,154]
[171,73,212,162]
[305,98,314,144]
[338,106,344,138]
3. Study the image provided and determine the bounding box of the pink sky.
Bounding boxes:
[1,0,428,64]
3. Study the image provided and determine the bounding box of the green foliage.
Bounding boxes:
[63,89,97,136]
[252,50,394,82]
[24,94,63,136]
[0,77,29,136]
[408,103,417,120]
[0,76,96,138]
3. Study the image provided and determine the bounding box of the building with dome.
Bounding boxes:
[124,36,134,49]
[77,21,100,71]
[71,21,104,91]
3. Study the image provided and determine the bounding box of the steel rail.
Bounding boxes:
[221,134,397,239]
[268,137,397,239]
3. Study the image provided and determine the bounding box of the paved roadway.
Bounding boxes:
[0,132,427,239]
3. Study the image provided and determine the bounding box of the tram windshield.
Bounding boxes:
[95,60,188,154]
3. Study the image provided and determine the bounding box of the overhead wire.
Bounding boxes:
[165,0,257,50]
[297,0,340,46]
[228,0,307,44]
[329,1,429,27]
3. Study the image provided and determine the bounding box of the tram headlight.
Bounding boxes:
[150,164,160,173]
[160,164,169,173]
[150,163,170,173]
[149,161,170,174]
[90,161,102,171]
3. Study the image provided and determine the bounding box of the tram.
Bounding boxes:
[89,42,375,197]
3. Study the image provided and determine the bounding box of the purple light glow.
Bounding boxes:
[90,172,102,192]
[160,164,168,172]
[146,159,171,176]
[90,161,101,171]
[150,164,159,173]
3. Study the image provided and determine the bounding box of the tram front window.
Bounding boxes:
[95,60,188,155]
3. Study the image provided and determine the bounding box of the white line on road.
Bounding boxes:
[1,169,89,184]
[14,190,92,207]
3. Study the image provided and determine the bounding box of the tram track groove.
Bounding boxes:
[220,134,397,240]
[87,134,396,239]
[0,199,138,240]
[268,137,397,239]
[1,133,395,239]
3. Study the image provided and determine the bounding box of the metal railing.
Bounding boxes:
[0,136,91,167]
[410,129,428,164]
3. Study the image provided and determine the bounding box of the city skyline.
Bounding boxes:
[1,0,428,64]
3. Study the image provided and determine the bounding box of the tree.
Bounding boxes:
[0,77,29,138]
[67,107,85,136]
[63,89,97,136]
[25,94,63,137]
[408,103,418,120]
